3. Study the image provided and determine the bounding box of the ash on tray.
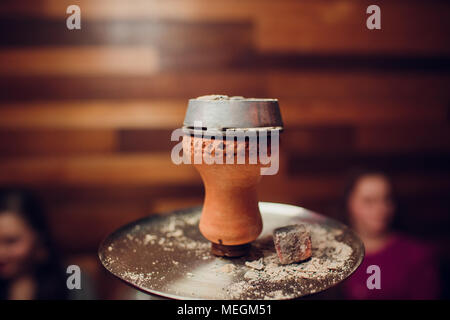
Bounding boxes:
[135,213,209,255]
[104,209,357,300]
[221,225,353,299]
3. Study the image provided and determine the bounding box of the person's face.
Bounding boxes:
[348,174,395,237]
[0,212,37,279]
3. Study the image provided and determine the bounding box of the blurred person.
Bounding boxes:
[340,169,441,299]
[0,189,67,300]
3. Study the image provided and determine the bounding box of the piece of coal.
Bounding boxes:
[273,224,312,265]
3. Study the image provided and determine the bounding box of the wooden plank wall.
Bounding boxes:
[1,0,449,298]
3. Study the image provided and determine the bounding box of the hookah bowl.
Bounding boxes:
[181,95,283,257]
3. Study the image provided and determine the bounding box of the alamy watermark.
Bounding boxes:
[366,265,381,290]
[366,5,381,30]
[66,4,380,31]
[66,5,81,30]
[66,265,81,290]
[170,122,280,175]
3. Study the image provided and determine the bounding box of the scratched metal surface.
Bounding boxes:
[99,202,364,300]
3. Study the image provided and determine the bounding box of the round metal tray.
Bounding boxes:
[99,202,364,300]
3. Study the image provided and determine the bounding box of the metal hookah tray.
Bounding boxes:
[98,202,364,300]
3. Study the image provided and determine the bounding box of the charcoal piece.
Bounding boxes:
[273,224,312,265]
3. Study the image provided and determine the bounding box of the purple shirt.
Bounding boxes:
[342,233,441,299]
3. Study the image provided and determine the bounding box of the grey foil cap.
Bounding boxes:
[182,95,283,135]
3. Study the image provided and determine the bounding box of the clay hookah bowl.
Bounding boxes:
[182,96,283,257]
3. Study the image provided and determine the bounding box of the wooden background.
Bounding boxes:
[0,0,449,298]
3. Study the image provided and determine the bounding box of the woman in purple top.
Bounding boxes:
[340,170,441,299]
